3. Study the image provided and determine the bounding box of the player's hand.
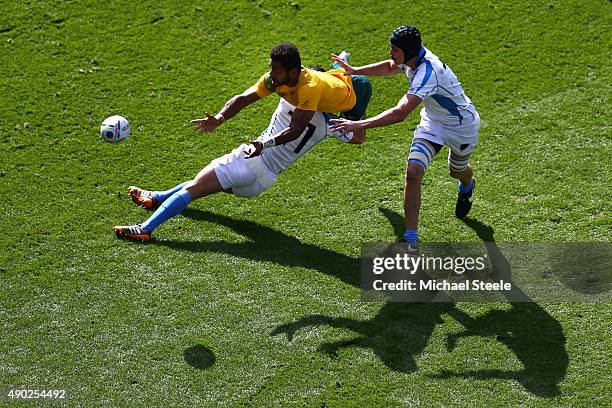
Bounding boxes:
[331,54,356,75]
[190,112,222,133]
[329,117,362,133]
[244,141,263,158]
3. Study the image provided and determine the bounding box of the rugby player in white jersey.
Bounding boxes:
[113,94,366,241]
[330,26,480,249]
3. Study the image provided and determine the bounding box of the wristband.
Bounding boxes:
[261,138,276,150]
[216,113,226,124]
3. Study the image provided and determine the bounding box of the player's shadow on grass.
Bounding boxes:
[272,302,457,373]
[270,209,456,373]
[166,208,452,373]
[426,217,568,397]
[165,208,567,397]
[157,208,361,287]
[270,211,568,397]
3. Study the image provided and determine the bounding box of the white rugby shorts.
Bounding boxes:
[414,112,480,155]
[211,144,277,198]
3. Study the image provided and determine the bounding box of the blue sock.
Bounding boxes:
[403,229,418,243]
[141,189,192,232]
[153,181,190,202]
[458,179,474,194]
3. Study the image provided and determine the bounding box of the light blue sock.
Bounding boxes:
[458,179,474,194]
[403,229,418,243]
[153,181,190,202]
[141,189,192,232]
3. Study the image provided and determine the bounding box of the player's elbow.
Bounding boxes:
[234,91,259,108]
[287,126,306,141]
[233,94,248,106]
[393,107,410,122]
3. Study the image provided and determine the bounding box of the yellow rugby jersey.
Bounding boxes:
[251,67,356,113]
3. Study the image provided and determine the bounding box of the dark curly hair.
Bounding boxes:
[270,43,301,72]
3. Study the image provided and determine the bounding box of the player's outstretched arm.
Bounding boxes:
[244,108,315,158]
[331,55,401,76]
[191,88,261,133]
[329,94,421,133]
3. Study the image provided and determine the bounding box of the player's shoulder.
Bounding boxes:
[422,48,449,72]
[411,49,444,80]
[418,47,436,62]
[299,67,320,88]
[297,69,322,102]
[261,72,277,93]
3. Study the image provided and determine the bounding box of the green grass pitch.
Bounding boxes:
[1,0,611,406]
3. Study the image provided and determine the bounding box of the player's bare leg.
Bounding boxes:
[115,165,228,241]
[184,165,230,199]
[449,151,475,219]
[399,137,440,249]
[450,164,472,187]
[402,162,424,248]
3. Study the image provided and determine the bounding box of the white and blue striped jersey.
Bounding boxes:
[256,99,353,174]
[401,47,478,126]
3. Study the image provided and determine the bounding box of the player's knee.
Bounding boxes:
[448,155,471,177]
[405,163,424,185]
[183,179,201,198]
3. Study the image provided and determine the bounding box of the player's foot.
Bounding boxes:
[455,179,475,219]
[114,224,152,242]
[396,239,419,255]
[128,186,159,210]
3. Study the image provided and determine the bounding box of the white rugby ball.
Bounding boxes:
[100,115,130,143]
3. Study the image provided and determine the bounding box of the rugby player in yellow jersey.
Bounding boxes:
[113,54,372,241]
[191,43,370,158]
